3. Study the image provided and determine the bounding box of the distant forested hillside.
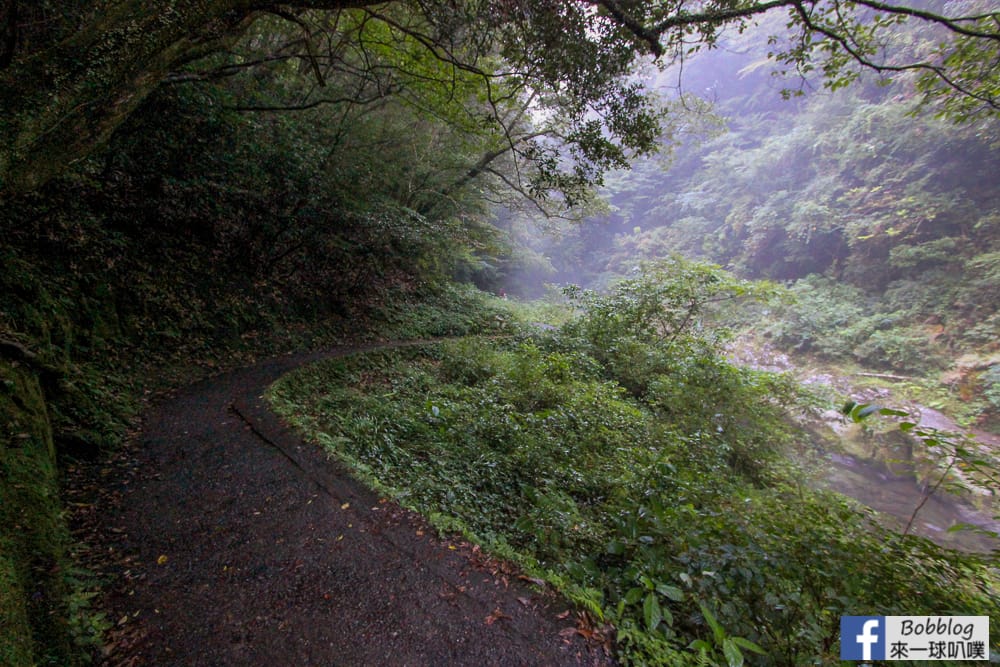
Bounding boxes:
[520,30,999,386]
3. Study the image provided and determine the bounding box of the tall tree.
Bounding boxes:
[0,0,997,197]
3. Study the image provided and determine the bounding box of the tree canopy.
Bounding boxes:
[0,0,998,199]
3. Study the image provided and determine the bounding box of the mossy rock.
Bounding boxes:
[0,361,76,665]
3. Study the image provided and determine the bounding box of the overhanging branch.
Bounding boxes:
[791,0,1000,112]
[851,0,1000,41]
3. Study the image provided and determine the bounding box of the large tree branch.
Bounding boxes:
[1,1,253,195]
[266,8,327,86]
[790,0,1000,112]
[226,85,400,111]
[0,0,390,197]
[1,0,999,198]
[651,0,791,35]
[163,52,304,83]
[851,0,1000,41]
[442,130,550,198]
[594,0,666,56]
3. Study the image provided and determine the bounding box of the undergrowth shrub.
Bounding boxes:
[763,275,950,373]
[269,262,998,665]
[372,282,514,339]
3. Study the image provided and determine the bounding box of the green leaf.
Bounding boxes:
[699,601,725,643]
[662,605,674,628]
[644,592,663,631]
[946,522,978,533]
[656,583,685,601]
[624,586,644,605]
[723,637,744,667]
[606,540,626,555]
[731,636,766,655]
[853,404,880,421]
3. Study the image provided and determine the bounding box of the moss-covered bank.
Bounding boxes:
[0,178,506,665]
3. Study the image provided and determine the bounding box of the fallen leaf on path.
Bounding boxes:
[485,608,510,625]
[340,502,350,510]
[156,555,168,565]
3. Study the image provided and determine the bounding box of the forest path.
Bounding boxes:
[90,343,609,666]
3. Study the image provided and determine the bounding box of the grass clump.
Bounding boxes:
[371,282,516,340]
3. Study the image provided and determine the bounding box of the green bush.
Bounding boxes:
[851,326,946,373]
[765,275,950,373]
[268,263,1000,665]
[271,337,999,666]
[763,275,869,358]
[372,283,514,339]
[985,365,1000,410]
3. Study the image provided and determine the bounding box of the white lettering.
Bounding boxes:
[857,619,880,661]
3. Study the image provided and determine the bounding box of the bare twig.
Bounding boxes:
[903,457,956,536]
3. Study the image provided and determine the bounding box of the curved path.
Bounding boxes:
[98,345,611,666]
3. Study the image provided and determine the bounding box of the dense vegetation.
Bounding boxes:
[520,54,1000,424]
[0,15,518,662]
[2,0,999,663]
[0,133,504,665]
[270,262,999,666]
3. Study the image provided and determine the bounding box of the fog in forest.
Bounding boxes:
[497,16,999,390]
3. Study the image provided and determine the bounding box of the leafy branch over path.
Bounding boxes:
[2,0,998,196]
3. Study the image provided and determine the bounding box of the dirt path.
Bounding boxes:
[87,344,611,666]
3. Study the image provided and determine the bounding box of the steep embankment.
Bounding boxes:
[1,264,141,665]
[1,343,70,663]
[0,171,509,665]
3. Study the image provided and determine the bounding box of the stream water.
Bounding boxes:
[813,401,1000,552]
[730,340,1000,553]
[821,450,1000,552]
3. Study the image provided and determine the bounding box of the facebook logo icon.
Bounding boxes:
[842,616,886,660]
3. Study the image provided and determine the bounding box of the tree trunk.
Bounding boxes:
[0,0,394,197]
[0,1,268,195]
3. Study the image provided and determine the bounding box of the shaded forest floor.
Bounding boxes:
[66,344,610,666]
